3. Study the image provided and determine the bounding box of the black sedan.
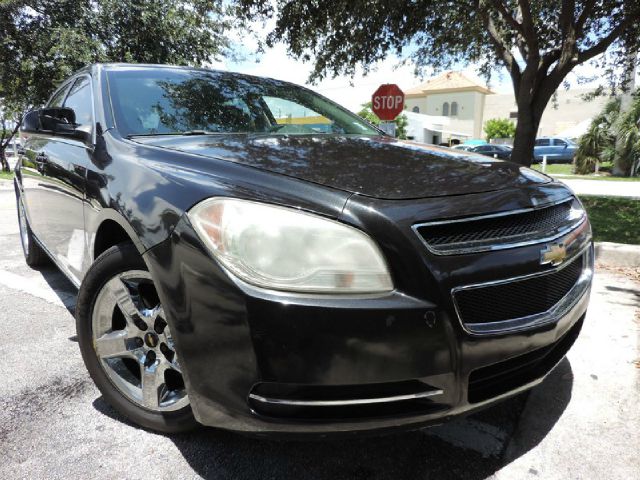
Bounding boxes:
[14,64,593,435]
[465,144,513,160]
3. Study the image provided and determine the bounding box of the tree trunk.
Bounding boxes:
[510,104,541,167]
[0,149,9,173]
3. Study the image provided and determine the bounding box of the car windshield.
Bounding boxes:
[107,68,380,137]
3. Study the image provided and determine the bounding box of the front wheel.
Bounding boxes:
[76,243,198,433]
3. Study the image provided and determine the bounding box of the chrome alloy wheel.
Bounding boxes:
[91,270,189,412]
[17,197,29,255]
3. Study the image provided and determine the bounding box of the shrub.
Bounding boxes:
[484,118,516,141]
[574,98,619,174]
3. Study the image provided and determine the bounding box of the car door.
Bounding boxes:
[28,76,94,284]
[533,138,551,160]
[473,145,492,157]
[20,83,72,246]
[552,138,572,162]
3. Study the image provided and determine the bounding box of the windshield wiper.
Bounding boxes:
[179,130,216,135]
[127,130,218,139]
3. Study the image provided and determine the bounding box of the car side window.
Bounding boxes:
[475,145,491,152]
[554,139,567,147]
[63,76,93,128]
[262,96,337,134]
[535,139,550,146]
[48,85,70,108]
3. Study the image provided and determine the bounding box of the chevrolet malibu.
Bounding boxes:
[14,64,593,435]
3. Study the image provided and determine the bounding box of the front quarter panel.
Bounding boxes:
[83,131,351,269]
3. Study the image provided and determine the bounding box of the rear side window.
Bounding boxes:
[535,139,550,146]
[64,76,93,128]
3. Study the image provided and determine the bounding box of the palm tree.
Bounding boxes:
[614,93,640,176]
[574,98,620,174]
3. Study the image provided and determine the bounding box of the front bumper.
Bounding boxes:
[144,194,592,436]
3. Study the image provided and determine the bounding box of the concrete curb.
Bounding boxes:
[594,241,640,268]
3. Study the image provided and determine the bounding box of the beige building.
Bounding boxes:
[404,71,607,144]
[483,88,608,138]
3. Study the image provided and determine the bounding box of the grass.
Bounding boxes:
[0,170,14,181]
[531,163,640,181]
[532,163,574,175]
[580,195,640,244]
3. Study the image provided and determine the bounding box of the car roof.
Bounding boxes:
[67,63,309,96]
[99,63,285,84]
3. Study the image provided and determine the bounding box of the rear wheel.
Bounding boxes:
[16,195,49,267]
[76,243,197,433]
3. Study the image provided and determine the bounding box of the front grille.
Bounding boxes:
[415,198,582,254]
[454,254,584,325]
[468,315,583,403]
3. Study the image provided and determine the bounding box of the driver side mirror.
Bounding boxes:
[21,107,91,144]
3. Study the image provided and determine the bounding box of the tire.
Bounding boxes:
[76,242,198,433]
[16,194,49,268]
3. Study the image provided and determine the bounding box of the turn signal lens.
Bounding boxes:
[187,198,393,293]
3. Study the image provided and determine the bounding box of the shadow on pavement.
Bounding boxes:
[37,263,78,314]
[92,359,573,479]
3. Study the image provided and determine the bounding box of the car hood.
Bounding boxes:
[132,134,551,200]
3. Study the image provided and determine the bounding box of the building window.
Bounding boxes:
[442,102,449,116]
[450,102,458,116]
[412,106,420,113]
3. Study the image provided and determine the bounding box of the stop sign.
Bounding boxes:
[371,84,405,121]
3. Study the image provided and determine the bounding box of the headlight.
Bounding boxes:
[187,198,393,294]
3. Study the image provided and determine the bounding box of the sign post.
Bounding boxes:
[371,84,405,137]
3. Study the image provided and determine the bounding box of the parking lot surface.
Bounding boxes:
[0,183,638,479]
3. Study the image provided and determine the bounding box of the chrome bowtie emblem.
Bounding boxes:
[540,242,567,266]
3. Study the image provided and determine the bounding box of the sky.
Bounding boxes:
[210,42,511,113]
[210,27,635,114]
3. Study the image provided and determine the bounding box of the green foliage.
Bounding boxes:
[0,0,231,170]
[0,1,230,110]
[484,118,516,141]
[357,102,381,126]
[237,0,640,166]
[613,93,640,176]
[395,113,408,140]
[574,95,640,176]
[357,102,408,139]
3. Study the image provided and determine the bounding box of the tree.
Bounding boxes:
[575,93,640,176]
[237,0,640,168]
[484,118,516,140]
[613,91,640,176]
[0,0,231,171]
[357,102,408,139]
[395,113,408,140]
[574,98,619,174]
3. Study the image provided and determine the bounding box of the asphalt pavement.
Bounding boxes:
[0,182,638,480]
